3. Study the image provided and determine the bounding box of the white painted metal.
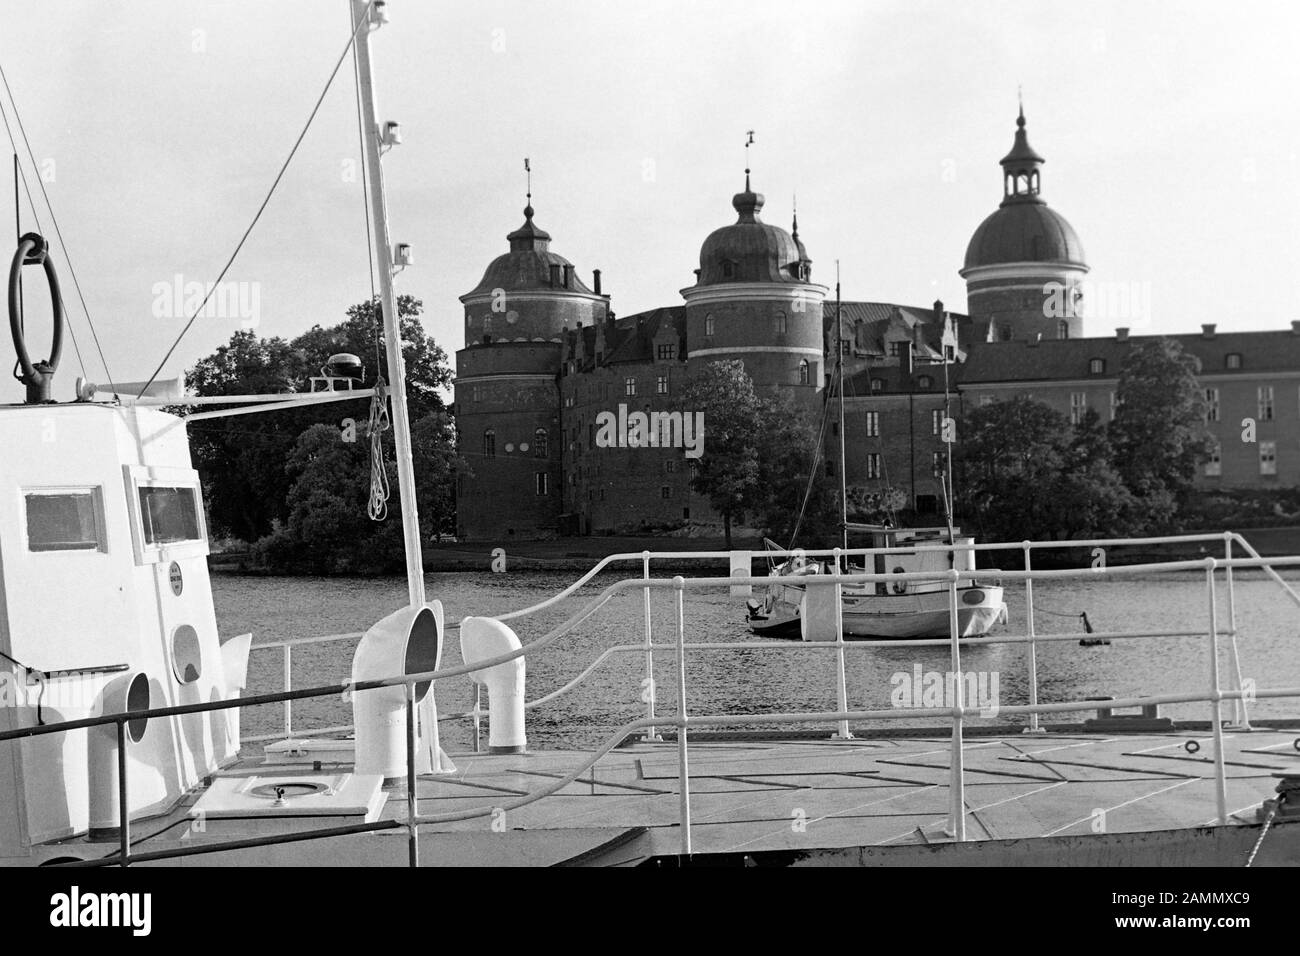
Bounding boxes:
[459,617,527,752]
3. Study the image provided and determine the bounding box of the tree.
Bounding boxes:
[184,295,450,543]
[958,398,1140,541]
[1109,338,1213,530]
[751,394,840,546]
[257,410,462,573]
[674,361,766,547]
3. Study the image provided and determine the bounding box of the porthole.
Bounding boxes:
[171,625,202,684]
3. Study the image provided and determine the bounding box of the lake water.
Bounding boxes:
[212,568,1300,752]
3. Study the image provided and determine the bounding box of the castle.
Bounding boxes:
[453,110,1300,541]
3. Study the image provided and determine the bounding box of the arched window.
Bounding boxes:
[916,375,932,389]
[483,429,495,459]
[1058,320,1069,340]
[798,359,810,385]
[705,313,715,337]
[533,427,548,458]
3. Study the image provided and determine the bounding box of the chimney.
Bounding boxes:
[899,340,913,379]
[933,299,944,319]
[1291,319,1300,335]
[1202,323,1216,339]
[592,269,602,295]
[563,264,574,289]
[549,263,561,287]
[1116,327,1130,342]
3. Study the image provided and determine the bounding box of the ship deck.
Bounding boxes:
[43,723,1300,867]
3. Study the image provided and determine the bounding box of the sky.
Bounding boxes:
[1,0,1298,404]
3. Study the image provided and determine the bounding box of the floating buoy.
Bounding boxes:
[1078,611,1110,646]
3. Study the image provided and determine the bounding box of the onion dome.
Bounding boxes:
[695,174,812,286]
[464,204,593,296]
[963,108,1086,270]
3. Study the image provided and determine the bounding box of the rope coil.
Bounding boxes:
[367,377,391,521]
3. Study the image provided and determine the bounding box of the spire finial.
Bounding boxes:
[524,157,533,217]
[1017,87,1025,127]
[792,191,799,239]
[744,130,755,190]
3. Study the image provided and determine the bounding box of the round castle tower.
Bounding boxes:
[960,108,1089,342]
[455,203,608,540]
[681,175,828,396]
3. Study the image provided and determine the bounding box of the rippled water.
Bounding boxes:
[212,568,1300,752]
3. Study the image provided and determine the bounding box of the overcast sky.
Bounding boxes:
[2,0,1298,403]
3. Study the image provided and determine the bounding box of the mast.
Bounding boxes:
[353,0,425,608]
[941,319,956,545]
[836,262,847,551]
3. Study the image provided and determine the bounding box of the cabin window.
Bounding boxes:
[24,488,104,552]
[138,486,202,545]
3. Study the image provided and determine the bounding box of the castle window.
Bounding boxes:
[1070,392,1087,425]
[625,377,637,397]
[657,343,677,360]
[482,429,495,459]
[721,261,735,280]
[1205,441,1222,477]
[932,410,942,435]
[866,453,881,479]
[1258,386,1274,421]
[1205,387,1220,422]
[798,359,810,385]
[1089,358,1105,375]
[980,394,994,407]
[1057,320,1070,340]
[1226,353,1243,369]
[661,486,672,499]
[665,460,676,474]
[1260,441,1277,476]
[865,411,879,437]
[773,311,787,334]
[916,375,932,390]
[1000,326,1013,342]
[534,428,549,457]
[871,378,883,392]
[472,384,482,403]
[705,314,715,337]
[535,473,549,496]
[932,452,944,478]
[656,375,669,395]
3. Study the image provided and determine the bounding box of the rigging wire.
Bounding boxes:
[0,94,89,384]
[0,59,115,396]
[138,2,376,397]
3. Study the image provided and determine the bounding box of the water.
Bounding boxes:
[212,569,1300,752]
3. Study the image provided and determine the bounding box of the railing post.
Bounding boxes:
[1022,541,1043,734]
[1206,560,1228,825]
[1224,533,1251,729]
[641,551,661,742]
[472,682,482,754]
[117,720,130,867]
[947,570,967,841]
[832,549,852,740]
[283,644,293,738]
[406,681,419,867]
[673,575,692,857]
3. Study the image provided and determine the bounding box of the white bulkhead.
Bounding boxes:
[0,403,247,851]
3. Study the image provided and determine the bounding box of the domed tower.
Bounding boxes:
[455,202,609,540]
[681,173,828,398]
[960,107,1089,341]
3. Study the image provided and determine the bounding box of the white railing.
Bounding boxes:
[249,531,1294,744]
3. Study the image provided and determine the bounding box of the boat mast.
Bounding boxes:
[353,0,425,608]
[941,318,956,545]
[836,262,847,551]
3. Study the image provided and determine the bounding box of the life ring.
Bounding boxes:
[8,232,64,403]
[890,566,908,595]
